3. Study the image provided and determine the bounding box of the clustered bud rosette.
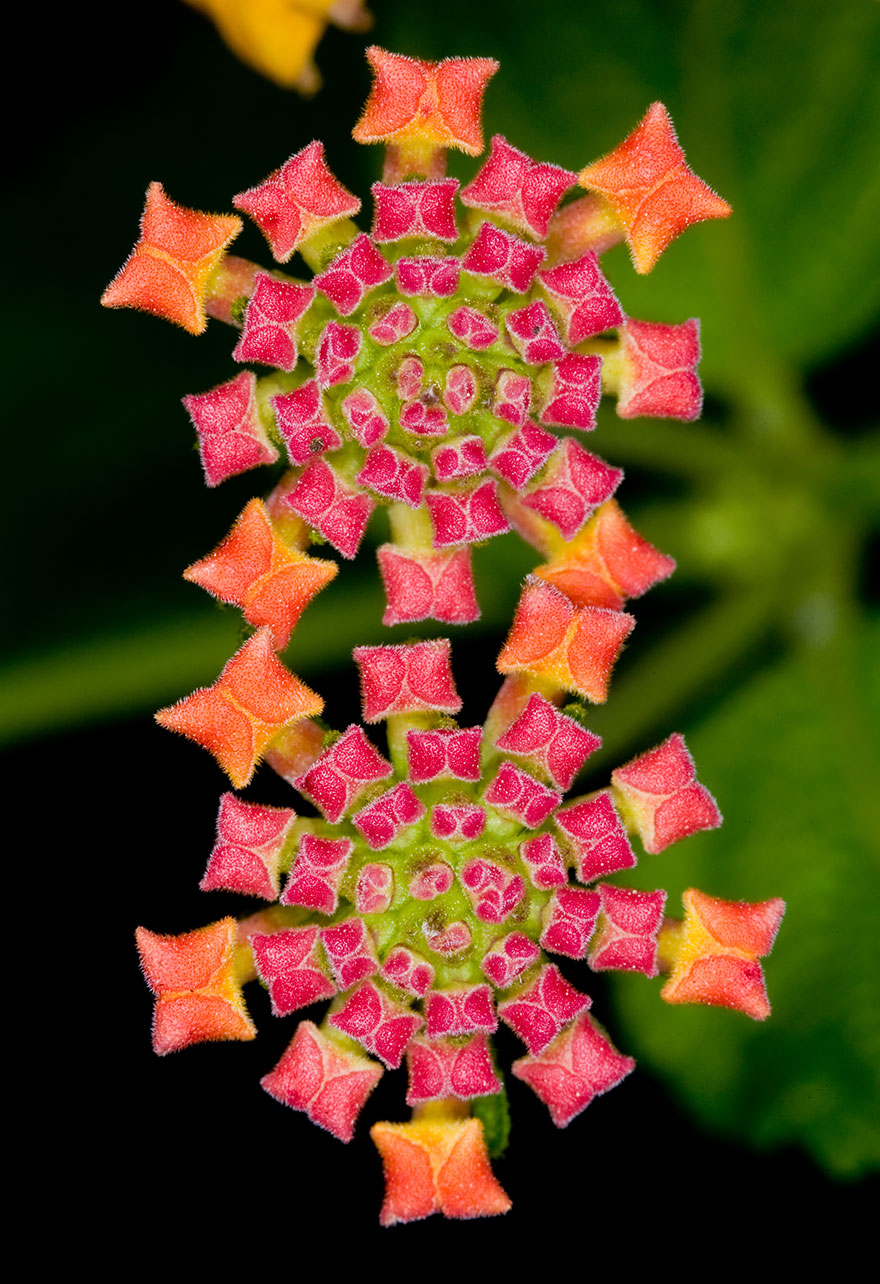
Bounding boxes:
[106,48,785,1226]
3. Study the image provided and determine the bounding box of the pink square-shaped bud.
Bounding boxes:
[250,927,335,1017]
[201,793,295,899]
[522,439,623,539]
[295,725,392,823]
[538,252,624,344]
[589,885,667,976]
[432,435,488,481]
[406,1033,501,1104]
[234,141,360,264]
[461,136,577,239]
[354,782,427,850]
[611,733,722,853]
[369,301,418,346]
[355,863,396,915]
[341,388,389,448]
[182,371,278,488]
[372,179,460,243]
[377,544,480,626]
[540,354,603,432]
[354,639,462,721]
[426,985,497,1038]
[409,862,455,901]
[396,256,461,298]
[617,318,702,421]
[407,727,482,783]
[430,803,487,842]
[330,980,422,1069]
[480,932,540,989]
[498,963,591,1054]
[460,859,526,925]
[496,694,601,790]
[314,321,363,388]
[396,355,424,400]
[519,833,568,889]
[358,444,430,507]
[322,918,380,989]
[281,834,354,915]
[484,762,561,828]
[512,1013,635,1127]
[399,399,450,437]
[554,792,637,883]
[493,369,532,427]
[314,234,392,315]
[271,380,343,465]
[444,365,478,416]
[447,305,500,350]
[488,422,557,491]
[426,479,510,547]
[232,273,315,371]
[540,887,601,959]
[505,301,565,365]
[381,946,435,998]
[461,222,545,292]
[285,459,375,559]
[261,1020,382,1143]
[422,919,473,956]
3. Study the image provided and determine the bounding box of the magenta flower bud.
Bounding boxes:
[358,443,430,506]
[381,946,435,997]
[322,918,380,988]
[461,222,546,292]
[461,135,577,239]
[461,858,526,925]
[251,927,335,1017]
[484,762,561,827]
[261,1020,382,1142]
[377,545,480,626]
[232,273,315,371]
[432,435,488,480]
[539,354,603,432]
[353,782,426,850]
[493,369,533,426]
[396,355,424,399]
[430,803,487,841]
[538,252,624,344]
[554,792,637,883]
[341,388,389,447]
[423,919,473,955]
[285,459,375,558]
[371,179,460,243]
[588,885,667,977]
[368,301,418,345]
[409,862,455,900]
[488,422,558,489]
[280,834,354,914]
[314,320,363,386]
[396,256,461,297]
[200,793,296,899]
[522,439,623,539]
[616,318,703,420]
[399,398,450,436]
[481,932,541,989]
[496,693,601,790]
[295,725,393,823]
[506,300,565,364]
[611,733,722,853]
[519,832,569,889]
[355,864,396,915]
[426,985,497,1037]
[407,726,482,782]
[330,979,423,1068]
[315,234,393,315]
[498,963,591,1054]
[426,479,510,546]
[406,1033,501,1104]
[446,304,500,349]
[271,381,343,465]
[354,640,462,721]
[444,365,479,416]
[540,887,601,958]
[182,371,279,487]
[512,1013,635,1126]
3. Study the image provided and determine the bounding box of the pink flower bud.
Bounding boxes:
[611,733,722,853]
[409,862,455,901]
[232,273,315,371]
[285,459,375,558]
[484,762,561,827]
[234,141,360,264]
[341,388,389,448]
[505,300,565,364]
[496,693,601,790]
[396,256,461,298]
[462,222,546,292]
[488,422,557,490]
[617,318,703,420]
[444,365,478,416]
[426,479,510,546]
[480,932,540,989]
[538,252,623,344]
[281,834,354,915]
[251,927,335,1016]
[201,792,295,899]
[396,354,424,400]
[372,179,460,242]
[355,641,462,721]
[539,354,603,432]
[355,864,396,915]
[358,443,430,506]
[377,545,480,626]
[322,918,380,989]
[461,858,526,925]
[406,1034,501,1104]
[354,782,427,850]
[381,946,435,997]
[512,1013,635,1126]
[182,371,279,488]
[432,436,488,481]
[422,919,472,955]
[498,963,591,1054]
[540,887,600,958]
[262,1021,382,1142]
[271,381,343,465]
[589,885,667,976]
[296,725,393,823]
[461,135,576,239]
[426,985,497,1038]
[522,439,623,539]
[315,234,393,315]
[314,320,363,387]
[407,727,482,783]
[329,979,422,1068]
[554,792,637,883]
[430,803,487,841]
[519,832,568,889]
[446,305,500,350]
[493,369,532,427]
[399,398,450,436]
[369,301,418,346]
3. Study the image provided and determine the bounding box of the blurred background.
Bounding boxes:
[8,0,877,1246]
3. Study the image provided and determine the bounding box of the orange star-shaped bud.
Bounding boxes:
[498,576,634,703]
[156,628,324,787]
[101,182,242,333]
[184,499,338,650]
[371,1112,511,1225]
[578,103,731,274]
[661,889,785,1020]
[353,47,498,179]
[135,917,256,1055]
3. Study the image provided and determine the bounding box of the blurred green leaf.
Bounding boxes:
[609,614,880,1176]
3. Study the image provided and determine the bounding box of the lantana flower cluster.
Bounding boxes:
[106,48,784,1226]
